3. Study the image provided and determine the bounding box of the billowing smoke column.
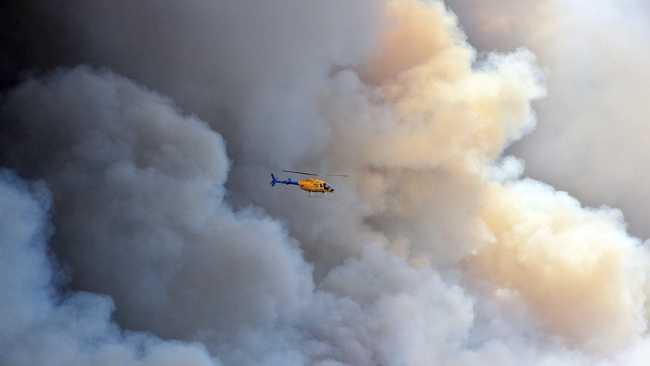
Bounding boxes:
[447,0,650,239]
[0,170,216,366]
[1,1,650,365]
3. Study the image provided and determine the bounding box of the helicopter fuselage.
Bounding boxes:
[298,178,334,193]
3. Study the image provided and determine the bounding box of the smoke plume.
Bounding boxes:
[447,0,650,238]
[1,1,650,365]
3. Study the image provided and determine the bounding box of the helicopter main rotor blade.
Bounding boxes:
[283,169,319,176]
[283,170,349,178]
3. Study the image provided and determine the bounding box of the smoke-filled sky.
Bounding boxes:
[1,1,650,365]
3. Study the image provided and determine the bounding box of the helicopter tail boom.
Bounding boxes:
[270,173,299,187]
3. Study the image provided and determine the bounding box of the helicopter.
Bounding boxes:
[270,170,347,195]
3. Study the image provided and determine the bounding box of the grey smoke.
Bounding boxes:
[0,68,313,345]
[44,0,388,278]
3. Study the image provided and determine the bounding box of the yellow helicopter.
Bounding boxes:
[271,170,347,195]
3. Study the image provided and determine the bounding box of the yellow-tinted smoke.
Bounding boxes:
[339,0,650,352]
[476,180,649,350]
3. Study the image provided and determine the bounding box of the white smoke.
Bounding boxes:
[0,170,219,366]
[448,0,650,238]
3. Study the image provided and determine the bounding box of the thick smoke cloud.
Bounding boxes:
[2,0,650,365]
[0,68,313,347]
[447,0,650,238]
[0,170,218,366]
